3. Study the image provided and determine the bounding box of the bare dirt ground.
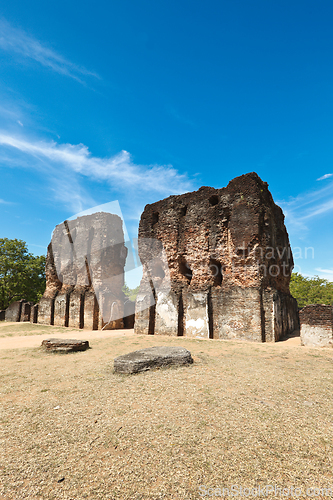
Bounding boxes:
[1,322,333,499]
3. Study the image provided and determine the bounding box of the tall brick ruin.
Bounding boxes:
[38,212,128,329]
[134,172,299,342]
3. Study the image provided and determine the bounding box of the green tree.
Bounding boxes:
[0,238,46,310]
[290,272,333,308]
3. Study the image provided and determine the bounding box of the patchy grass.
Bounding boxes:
[0,327,333,499]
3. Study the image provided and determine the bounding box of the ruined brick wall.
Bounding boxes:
[37,212,128,329]
[300,304,333,347]
[134,172,299,342]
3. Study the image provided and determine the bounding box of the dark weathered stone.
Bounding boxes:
[134,172,299,342]
[38,212,128,329]
[300,304,333,347]
[114,346,193,373]
[5,300,25,322]
[41,338,90,352]
[0,310,5,321]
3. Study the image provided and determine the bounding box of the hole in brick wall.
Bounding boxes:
[209,195,219,206]
[180,205,187,216]
[152,212,159,226]
[209,258,223,286]
[179,259,192,283]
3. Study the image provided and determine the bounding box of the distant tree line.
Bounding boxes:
[0,238,46,310]
[290,272,333,308]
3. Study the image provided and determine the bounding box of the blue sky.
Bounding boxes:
[0,0,333,286]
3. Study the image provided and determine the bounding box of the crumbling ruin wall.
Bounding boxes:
[134,172,299,342]
[300,304,333,347]
[37,212,128,329]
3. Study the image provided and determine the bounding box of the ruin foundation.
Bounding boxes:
[134,172,299,342]
[300,304,333,347]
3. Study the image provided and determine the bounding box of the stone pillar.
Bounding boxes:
[20,302,32,322]
[38,297,55,325]
[134,292,155,335]
[300,305,333,347]
[5,300,24,322]
[135,172,299,342]
[68,289,84,329]
[155,290,180,336]
[54,292,70,327]
[183,291,210,339]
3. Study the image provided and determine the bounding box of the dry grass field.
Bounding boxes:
[1,322,333,499]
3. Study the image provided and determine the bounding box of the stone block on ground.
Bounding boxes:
[41,338,90,352]
[114,346,193,374]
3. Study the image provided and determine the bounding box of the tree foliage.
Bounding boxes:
[122,283,140,302]
[0,238,46,310]
[290,272,333,308]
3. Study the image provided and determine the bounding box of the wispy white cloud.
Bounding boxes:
[0,19,99,83]
[0,132,195,214]
[317,173,333,181]
[316,268,333,274]
[0,198,13,204]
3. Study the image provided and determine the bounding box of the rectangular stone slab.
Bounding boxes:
[41,338,89,352]
[114,346,193,374]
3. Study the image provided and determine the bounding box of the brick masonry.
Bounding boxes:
[134,172,299,342]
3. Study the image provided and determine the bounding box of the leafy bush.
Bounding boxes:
[290,272,333,308]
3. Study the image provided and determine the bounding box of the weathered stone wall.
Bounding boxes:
[134,172,299,342]
[37,212,128,329]
[300,304,333,347]
[4,299,38,323]
[5,300,23,322]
